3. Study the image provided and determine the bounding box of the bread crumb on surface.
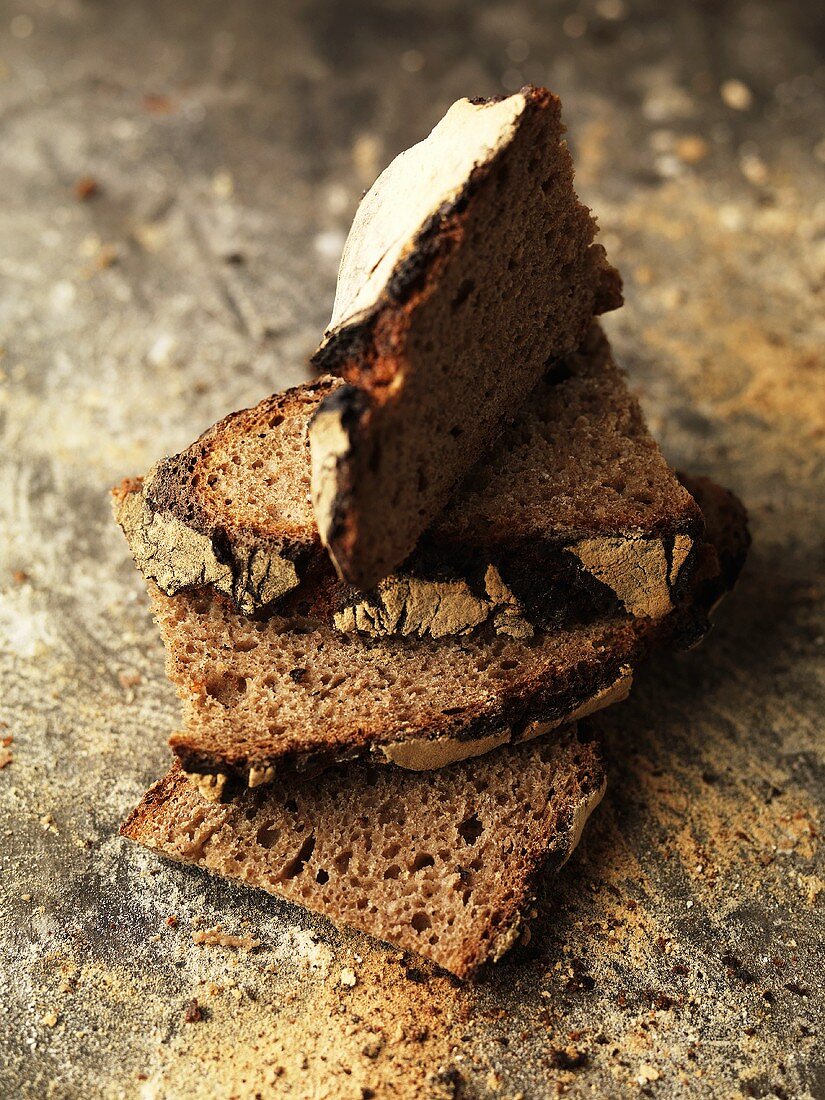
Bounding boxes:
[73,176,99,201]
[720,79,753,110]
[340,968,357,988]
[636,1064,661,1084]
[41,1010,59,1028]
[191,925,261,950]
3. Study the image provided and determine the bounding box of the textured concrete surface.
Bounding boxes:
[0,1,823,1097]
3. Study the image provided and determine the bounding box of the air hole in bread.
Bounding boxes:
[411,853,435,873]
[383,864,401,880]
[315,868,329,884]
[458,815,484,845]
[204,673,246,706]
[256,823,280,849]
[411,912,432,933]
[280,834,315,879]
[334,850,352,873]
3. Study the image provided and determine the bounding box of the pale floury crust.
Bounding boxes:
[318,93,528,349]
[333,565,532,641]
[569,534,694,620]
[113,468,300,616]
[379,667,632,772]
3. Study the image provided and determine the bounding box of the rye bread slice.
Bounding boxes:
[152,478,747,790]
[114,327,700,632]
[309,87,622,589]
[120,729,606,979]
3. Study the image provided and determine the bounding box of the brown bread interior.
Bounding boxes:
[121,730,605,979]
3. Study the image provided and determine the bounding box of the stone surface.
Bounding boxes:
[0,1,822,1097]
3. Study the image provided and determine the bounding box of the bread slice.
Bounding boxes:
[150,477,746,790]
[309,87,622,589]
[120,729,606,979]
[114,327,700,632]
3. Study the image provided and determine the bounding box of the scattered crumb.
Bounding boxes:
[11,570,29,584]
[211,170,234,198]
[82,243,118,277]
[636,1064,660,1084]
[40,813,58,834]
[74,177,99,201]
[143,93,173,115]
[340,968,358,988]
[41,1011,59,1028]
[192,926,261,951]
[0,748,12,769]
[184,998,203,1023]
[676,135,709,164]
[166,914,178,927]
[118,670,142,690]
[720,79,753,110]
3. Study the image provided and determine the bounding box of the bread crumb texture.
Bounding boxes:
[123,733,605,978]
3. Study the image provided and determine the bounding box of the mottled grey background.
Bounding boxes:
[0,1,823,1097]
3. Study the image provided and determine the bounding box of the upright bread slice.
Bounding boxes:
[120,730,606,980]
[309,87,622,588]
[152,478,746,789]
[114,327,700,631]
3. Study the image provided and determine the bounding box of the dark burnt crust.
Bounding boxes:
[677,473,750,600]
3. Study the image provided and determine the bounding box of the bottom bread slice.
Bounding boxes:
[121,730,605,979]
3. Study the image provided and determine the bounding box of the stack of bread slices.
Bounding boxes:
[116,87,748,980]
